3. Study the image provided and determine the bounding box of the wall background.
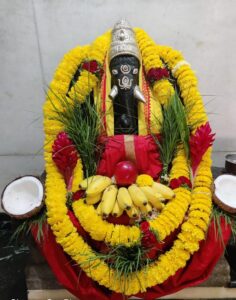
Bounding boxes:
[1,0,236,203]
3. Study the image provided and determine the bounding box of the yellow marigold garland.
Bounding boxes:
[68,31,111,103]
[43,30,214,295]
[156,45,207,130]
[135,28,175,105]
[43,146,212,295]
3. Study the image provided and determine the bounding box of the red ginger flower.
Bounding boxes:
[52,132,78,189]
[189,122,215,175]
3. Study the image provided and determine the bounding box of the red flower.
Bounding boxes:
[179,176,192,188]
[81,60,103,77]
[141,230,157,248]
[169,178,181,189]
[170,176,192,189]
[73,190,85,200]
[146,68,169,83]
[52,132,78,189]
[140,221,150,232]
[189,122,215,175]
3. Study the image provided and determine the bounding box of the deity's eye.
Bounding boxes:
[133,68,138,74]
[112,69,118,75]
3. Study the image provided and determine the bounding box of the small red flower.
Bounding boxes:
[179,176,192,188]
[146,67,169,84]
[140,221,150,232]
[141,230,157,248]
[81,60,103,77]
[170,176,192,189]
[169,178,181,189]
[73,190,85,200]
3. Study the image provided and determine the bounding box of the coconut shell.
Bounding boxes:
[1,175,45,220]
[213,184,236,214]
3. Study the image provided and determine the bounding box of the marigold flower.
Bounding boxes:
[136,174,154,187]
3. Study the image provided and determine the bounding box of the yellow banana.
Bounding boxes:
[96,202,103,216]
[140,203,153,216]
[117,187,133,210]
[79,175,102,190]
[100,185,118,217]
[152,182,175,200]
[86,176,112,196]
[112,200,123,218]
[126,205,139,218]
[128,184,148,207]
[85,193,102,205]
[140,186,163,210]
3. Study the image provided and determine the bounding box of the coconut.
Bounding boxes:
[1,176,44,219]
[213,174,236,214]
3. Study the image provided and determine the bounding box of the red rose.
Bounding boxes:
[140,221,150,232]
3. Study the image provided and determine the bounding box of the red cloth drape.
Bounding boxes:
[31,216,231,300]
[97,135,162,179]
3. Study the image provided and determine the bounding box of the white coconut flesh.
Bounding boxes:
[2,176,43,215]
[214,174,236,209]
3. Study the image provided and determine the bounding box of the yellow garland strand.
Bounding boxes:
[68,31,111,103]
[44,143,212,295]
[156,45,208,130]
[135,28,175,105]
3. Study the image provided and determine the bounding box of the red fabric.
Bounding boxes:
[32,217,231,300]
[97,135,162,179]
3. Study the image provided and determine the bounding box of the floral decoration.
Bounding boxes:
[42,29,214,296]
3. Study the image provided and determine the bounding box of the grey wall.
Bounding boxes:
[1,0,236,199]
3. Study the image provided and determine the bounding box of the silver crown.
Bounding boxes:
[109,19,141,63]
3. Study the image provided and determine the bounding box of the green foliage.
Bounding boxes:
[10,208,47,243]
[80,243,152,292]
[47,88,103,177]
[211,205,236,248]
[152,91,190,181]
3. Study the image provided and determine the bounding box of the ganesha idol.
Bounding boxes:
[1,20,233,299]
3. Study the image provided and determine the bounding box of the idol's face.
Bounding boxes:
[110,56,139,93]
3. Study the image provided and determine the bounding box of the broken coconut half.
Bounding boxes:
[1,176,44,219]
[213,174,236,214]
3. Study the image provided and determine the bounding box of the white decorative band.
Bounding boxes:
[172,60,191,75]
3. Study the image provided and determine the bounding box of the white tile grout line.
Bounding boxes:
[28,287,236,300]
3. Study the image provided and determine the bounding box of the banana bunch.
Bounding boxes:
[79,175,175,219]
